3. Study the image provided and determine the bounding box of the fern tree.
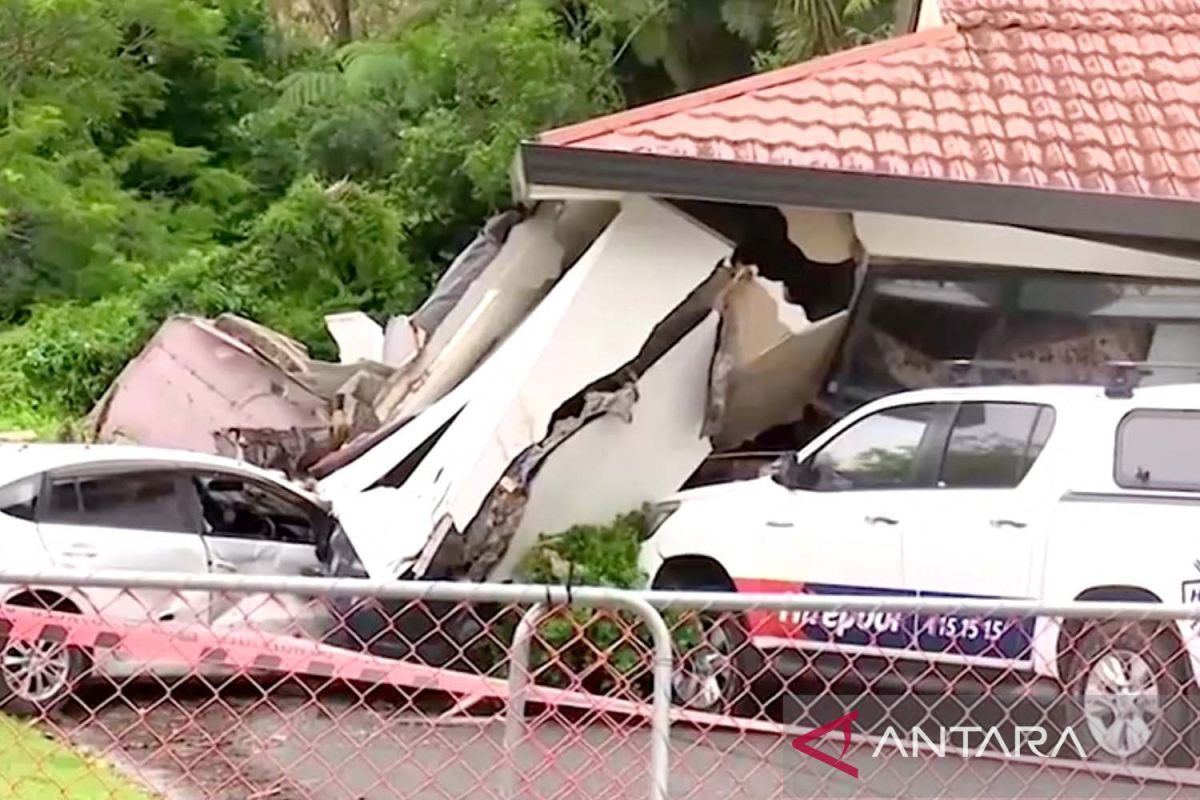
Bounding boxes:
[753,0,895,68]
[573,0,894,97]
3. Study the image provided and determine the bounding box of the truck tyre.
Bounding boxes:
[1061,621,1191,766]
[0,594,88,717]
[653,570,765,716]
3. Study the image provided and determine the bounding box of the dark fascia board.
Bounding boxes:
[519,143,1200,244]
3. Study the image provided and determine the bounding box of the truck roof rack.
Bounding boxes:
[937,359,1200,398]
[1101,361,1200,398]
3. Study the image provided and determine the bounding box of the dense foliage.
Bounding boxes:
[505,509,704,695]
[0,0,892,435]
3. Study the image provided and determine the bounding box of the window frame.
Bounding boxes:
[934,401,1057,490]
[800,402,955,492]
[37,464,198,534]
[188,468,328,544]
[1114,408,1200,493]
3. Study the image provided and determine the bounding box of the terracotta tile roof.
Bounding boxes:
[539,0,1200,200]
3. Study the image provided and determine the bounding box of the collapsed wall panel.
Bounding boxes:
[374,200,618,421]
[337,197,731,579]
[89,317,331,454]
[484,314,719,581]
[452,265,734,580]
[708,277,849,448]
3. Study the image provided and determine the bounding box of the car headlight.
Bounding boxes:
[643,501,680,540]
[328,528,369,578]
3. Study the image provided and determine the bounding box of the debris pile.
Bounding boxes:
[86,197,858,581]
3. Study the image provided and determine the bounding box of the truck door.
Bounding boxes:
[900,401,1056,664]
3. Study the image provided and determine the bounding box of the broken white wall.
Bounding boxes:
[378,201,618,420]
[342,196,730,578]
[324,311,385,364]
[916,0,943,30]
[713,278,847,447]
[706,206,857,446]
[436,196,728,528]
[781,208,856,263]
[492,315,718,579]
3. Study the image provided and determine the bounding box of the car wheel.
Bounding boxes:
[1062,622,1191,765]
[0,594,89,716]
[1,636,86,716]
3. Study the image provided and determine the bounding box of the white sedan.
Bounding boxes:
[0,444,338,712]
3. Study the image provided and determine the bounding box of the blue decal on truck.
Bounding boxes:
[783,582,1035,662]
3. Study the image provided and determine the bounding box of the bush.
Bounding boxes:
[504,510,655,695]
[221,176,428,358]
[519,511,649,589]
[0,296,154,434]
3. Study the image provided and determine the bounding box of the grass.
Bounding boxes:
[0,714,153,800]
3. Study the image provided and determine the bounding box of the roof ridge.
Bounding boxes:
[538,26,960,147]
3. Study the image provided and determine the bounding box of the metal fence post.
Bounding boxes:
[624,594,674,800]
[502,602,546,800]
[500,596,673,800]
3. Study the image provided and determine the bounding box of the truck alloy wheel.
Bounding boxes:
[1063,622,1190,766]
[671,614,747,712]
[1081,648,1162,758]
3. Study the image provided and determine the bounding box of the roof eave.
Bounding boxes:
[518,142,1200,244]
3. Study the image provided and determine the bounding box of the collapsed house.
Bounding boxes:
[90,0,1200,580]
[93,196,853,579]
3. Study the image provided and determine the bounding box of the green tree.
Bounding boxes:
[0,0,269,322]
[0,0,897,436]
[562,0,894,99]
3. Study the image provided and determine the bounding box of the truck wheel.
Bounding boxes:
[670,611,749,712]
[1061,622,1191,766]
[653,571,764,716]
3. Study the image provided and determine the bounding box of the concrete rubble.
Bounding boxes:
[87,196,860,581]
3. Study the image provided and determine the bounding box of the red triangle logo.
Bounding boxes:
[791,710,859,778]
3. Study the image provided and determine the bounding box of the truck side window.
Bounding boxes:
[938,403,1055,489]
[804,404,938,491]
[1116,409,1200,491]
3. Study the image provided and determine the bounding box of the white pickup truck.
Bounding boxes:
[640,380,1200,764]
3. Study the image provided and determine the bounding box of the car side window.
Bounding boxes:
[39,471,192,533]
[803,403,939,491]
[0,476,39,522]
[193,473,318,544]
[938,403,1055,489]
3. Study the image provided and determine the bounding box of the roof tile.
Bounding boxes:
[540,0,1200,201]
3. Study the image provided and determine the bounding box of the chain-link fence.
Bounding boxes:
[3,571,1200,800]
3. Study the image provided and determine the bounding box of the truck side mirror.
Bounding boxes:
[776,454,818,489]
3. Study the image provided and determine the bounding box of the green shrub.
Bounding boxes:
[0,295,153,433]
[500,510,655,696]
[519,511,649,589]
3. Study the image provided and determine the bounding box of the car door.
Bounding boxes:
[761,402,949,654]
[900,401,1056,665]
[185,470,325,629]
[36,467,211,623]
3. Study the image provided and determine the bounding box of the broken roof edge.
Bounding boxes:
[537,26,959,148]
[515,143,1200,245]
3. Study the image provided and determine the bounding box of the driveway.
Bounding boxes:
[55,680,1195,800]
